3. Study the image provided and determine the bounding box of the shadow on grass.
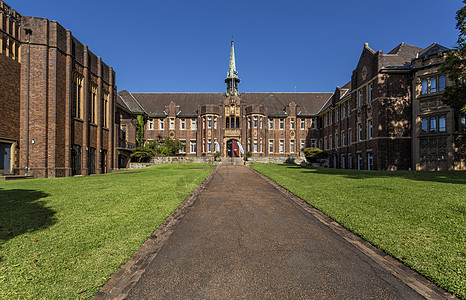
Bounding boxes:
[278,163,466,185]
[0,188,55,254]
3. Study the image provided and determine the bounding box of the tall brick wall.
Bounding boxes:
[0,53,20,141]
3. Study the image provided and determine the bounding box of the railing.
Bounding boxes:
[118,140,137,150]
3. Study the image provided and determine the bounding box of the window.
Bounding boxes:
[421,118,428,133]
[170,118,175,130]
[269,140,274,153]
[159,119,164,130]
[368,120,373,139]
[88,147,96,175]
[300,140,305,151]
[148,119,154,130]
[367,153,373,170]
[191,118,196,130]
[348,154,352,169]
[342,104,346,120]
[336,108,339,122]
[72,73,83,119]
[179,140,186,153]
[341,156,346,169]
[202,140,205,152]
[358,90,362,107]
[348,129,352,145]
[358,124,363,141]
[357,153,362,170]
[89,85,97,124]
[430,77,437,93]
[311,139,316,148]
[260,139,263,153]
[324,137,328,150]
[342,131,346,147]
[279,119,284,130]
[368,83,373,102]
[421,79,428,95]
[254,116,258,128]
[260,118,263,129]
[203,117,205,129]
[329,135,333,149]
[248,139,251,152]
[330,112,333,125]
[348,101,352,115]
[290,140,295,153]
[422,116,447,133]
[253,139,258,153]
[208,116,212,129]
[300,119,305,130]
[269,119,274,130]
[214,117,217,129]
[180,119,185,130]
[102,93,109,128]
[290,118,295,130]
[279,140,284,153]
[207,139,212,152]
[311,118,316,129]
[460,116,466,132]
[335,134,339,148]
[190,140,197,153]
[248,117,251,129]
[439,116,446,132]
[430,118,437,132]
[324,115,327,127]
[439,76,446,92]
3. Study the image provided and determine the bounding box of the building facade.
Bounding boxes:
[117,41,465,171]
[0,1,116,177]
[0,1,21,174]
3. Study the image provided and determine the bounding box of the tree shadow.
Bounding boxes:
[0,188,55,259]
[280,164,466,185]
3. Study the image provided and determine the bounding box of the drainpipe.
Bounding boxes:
[24,28,32,175]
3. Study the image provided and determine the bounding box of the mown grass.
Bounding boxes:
[0,164,213,299]
[251,163,465,299]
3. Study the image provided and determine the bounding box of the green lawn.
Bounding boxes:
[251,163,465,299]
[0,164,213,299]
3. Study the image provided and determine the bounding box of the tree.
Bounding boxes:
[136,115,145,147]
[439,1,466,114]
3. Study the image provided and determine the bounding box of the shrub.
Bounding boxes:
[303,147,328,163]
[130,147,156,162]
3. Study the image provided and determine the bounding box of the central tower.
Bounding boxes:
[225,39,240,96]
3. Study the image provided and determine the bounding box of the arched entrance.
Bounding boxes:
[227,139,240,157]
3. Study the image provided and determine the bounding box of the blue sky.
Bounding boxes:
[12,0,463,93]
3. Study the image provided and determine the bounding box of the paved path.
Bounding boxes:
[126,166,423,299]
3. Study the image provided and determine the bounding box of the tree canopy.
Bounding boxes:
[439,1,466,114]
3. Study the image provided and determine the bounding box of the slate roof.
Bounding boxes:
[118,90,145,114]
[382,43,424,69]
[118,92,333,117]
[417,43,450,59]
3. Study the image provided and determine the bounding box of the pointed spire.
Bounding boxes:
[225,37,240,96]
[227,39,238,79]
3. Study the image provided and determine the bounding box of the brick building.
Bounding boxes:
[117,40,465,171]
[0,1,21,174]
[0,1,116,177]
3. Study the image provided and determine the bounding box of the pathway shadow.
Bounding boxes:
[281,164,466,185]
[0,188,55,257]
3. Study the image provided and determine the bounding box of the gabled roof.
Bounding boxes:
[120,92,333,117]
[417,43,450,59]
[118,90,145,114]
[382,43,423,69]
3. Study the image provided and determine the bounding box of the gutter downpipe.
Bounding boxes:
[24,28,32,175]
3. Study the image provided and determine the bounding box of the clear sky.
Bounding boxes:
[11,0,464,93]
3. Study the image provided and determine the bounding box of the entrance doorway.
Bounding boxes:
[0,142,11,174]
[227,139,240,157]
